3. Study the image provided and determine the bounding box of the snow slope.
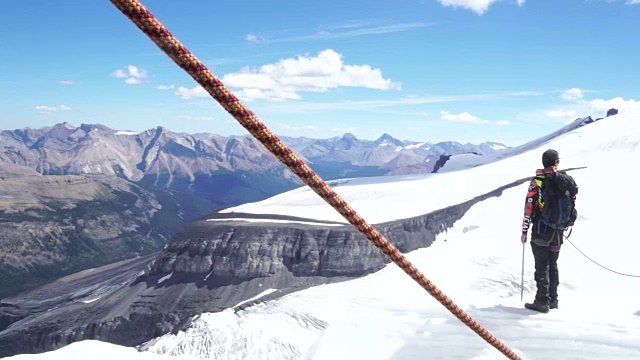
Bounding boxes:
[141,111,640,359]
[218,114,596,224]
[8,110,640,359]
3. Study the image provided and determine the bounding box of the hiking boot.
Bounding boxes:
[550,300,558,309]
[525,302,549,313]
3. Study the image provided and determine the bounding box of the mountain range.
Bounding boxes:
[1,122,508,192]
[0,122,507,298]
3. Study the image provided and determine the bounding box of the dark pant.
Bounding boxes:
[531,242,560,305]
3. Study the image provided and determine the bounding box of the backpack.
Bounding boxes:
[537,171,579,230]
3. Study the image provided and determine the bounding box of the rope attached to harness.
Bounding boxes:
[108,1,521,358]
[564,230,640,278]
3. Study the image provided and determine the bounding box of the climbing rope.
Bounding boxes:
[108,1,521,358]
[565,236,640,278]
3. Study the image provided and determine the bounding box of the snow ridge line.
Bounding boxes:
[108,1,521,358]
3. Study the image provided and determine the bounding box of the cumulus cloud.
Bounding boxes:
[125,77,142,85]
[561,88,584,101]
[59,80,74,85]
[546,110,577,118]
[35,105,71,113]
[589,97,640,116]
[220,49,400,102]
[440,111,491,124]
[174,86,209,100]
[157,84,175,90]
[112,69,128,79]
[111,65,148,84]
[496,120,510,126]
[626,0,640,5]
[518,0,526,6]
[438,0,500,15]
[127,65,146,78]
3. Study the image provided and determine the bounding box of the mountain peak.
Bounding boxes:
[79,123,114,133]
[45,122,76,139]
[342,133,357,140]
[377,133,395,141]
[375,133,403,147]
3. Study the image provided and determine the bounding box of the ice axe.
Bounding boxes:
[520,243,525,301]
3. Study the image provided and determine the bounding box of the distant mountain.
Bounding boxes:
[1,123,300,208]
[0,122,508,298]
[1,123,509,200]
[282,132,508,178]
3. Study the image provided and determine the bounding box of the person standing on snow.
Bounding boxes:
[520,149,578,313]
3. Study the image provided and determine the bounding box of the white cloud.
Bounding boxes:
[626,0,640,5]
[438,0,500,15]
[157,84,175,90]
[59,80,74,85]
[440,111,491,124]
[245,34,260,42]
[111,65,148,84]
[561,88,584,101]
[517,0,526,6]
[127,65,147,79]
[496,120,510,126]
[256,22,428,43]
[125,77,142,85]
[174,86,209,100]
[589,97,640,116]
[257,91,541,113]
[220,49,400,101]
[546,110,577,118]
[112,69,128,79]
[35,105,71,113]
[308,22,428,40]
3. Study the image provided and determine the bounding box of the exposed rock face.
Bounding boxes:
[0,124,301,209]
[431,154,452,173]
[0,176,532,357]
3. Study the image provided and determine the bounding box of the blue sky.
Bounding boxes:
[0,0,638,145]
